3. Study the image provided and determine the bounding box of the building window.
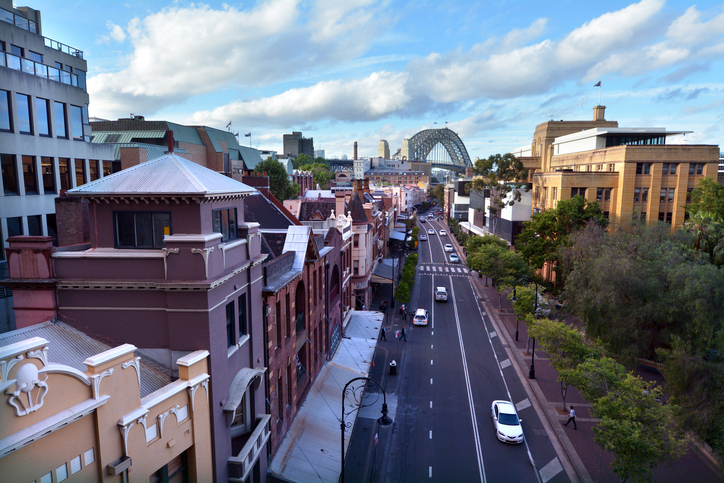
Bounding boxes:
[36,98,50,136]
[54,102,67,138]
[22,155,37,194]
[59,158,71,190]
[697,163,704,175]
[313,271,317,306]
[571,187,586,198]
[75,159,86,187]
[16,93,32,134]
[552,187,557,201]
[686,188,693,202]
[115,212,171,248]
[28,214,42,236]
[226,301,235,347]
[319,270,323,300]
[7,216,23,237]
[238,293,247,337]
[668,188,675,203]
[1,153,18,195]
[660,188,667,203]
[212,208,238,242]
[604,189,611,202]
[670,163,677,175]
[278,376,284,421]
[285,293,291,337]
[635,163,651,175]
[642,188,649,203]
[276,301,282,344]
[89,160,99,181]
[286,365,293,405]
[151,452,188,483]
[354,234,359,248]
[70,105,83,140]
[596,188,603,202]
[662,163,669,175]
[353,260,359,275]
[0,90,11,132]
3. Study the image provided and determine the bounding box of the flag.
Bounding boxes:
[245,132,251,137]
[226,121,231,128]
[594,81,601,87]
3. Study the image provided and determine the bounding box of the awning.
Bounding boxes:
[389,231,406,241]
[371,259,395,284]
[223,367,267,414]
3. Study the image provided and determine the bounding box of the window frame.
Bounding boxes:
[16,93,32,134]
[226,301,235,348]
[0,89,11,132]
[212,207,239,242]
[113,211,171,249]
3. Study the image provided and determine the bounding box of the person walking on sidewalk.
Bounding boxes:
[380,326,387,341]
[400,326,407,342]
[564,407,577,430]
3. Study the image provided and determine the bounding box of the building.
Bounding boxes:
[0,323,213,483]
[3,152,271,482]
[314,149,325,159]
[365,168,429,186]
[283,131,314,159]
[377,140,390,159]
[517,106,719,227]
[0,0,116,330]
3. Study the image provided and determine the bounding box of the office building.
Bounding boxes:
[283,131,314,159]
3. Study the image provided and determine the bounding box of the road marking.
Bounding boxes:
[450,282,486,483]
[429,466,432,478]
[429,430,432,439]
[431,344,434,349]
[516,398,532,412]
[540,458,563,483]
[490,331,497,338]
[500,359,511,369]
[430,401,433,409]
[431,359,433,365]
[430,378,433,385]
[432,331,434,335]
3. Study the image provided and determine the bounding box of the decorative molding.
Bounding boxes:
[26,346,49,366]
[119,421,135,456]
[201,379,209,405]
[1,355,24,382]
[6,363,49,416]
[162,248,179,279]
[191,247,214,278]
[187,384,200,412]
[169,404,183,423]
[157,408,175,439]
[90,368,114,400]
[122,357,141,390]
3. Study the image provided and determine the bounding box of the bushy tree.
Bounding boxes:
[687,177,724,220]
[395,280,410,304]
[292,153,313,169]
[470,153,528,234]
[299,162,334,188]
[255,157,298,201]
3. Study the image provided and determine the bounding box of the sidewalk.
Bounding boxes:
[450,229,723,483]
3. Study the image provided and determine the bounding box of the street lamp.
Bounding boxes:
[340,377,393,483]
[513,276,538,379]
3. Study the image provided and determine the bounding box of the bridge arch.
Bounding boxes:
[407,128,472,171]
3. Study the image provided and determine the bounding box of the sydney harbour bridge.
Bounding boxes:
[328,127,473,174]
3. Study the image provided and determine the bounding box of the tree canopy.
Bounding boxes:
[292,153,314,170]
[299,162,334,188]
[687,177,724,220]
[470,153,528,233]
[255,157,298,201]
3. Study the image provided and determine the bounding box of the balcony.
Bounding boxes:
[228,414,271,482]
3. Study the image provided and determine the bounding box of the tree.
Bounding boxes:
[681,211,724,267]
[292,153,313,170]
[470,153,528,234]
[467,244,528,308]
[299,162,334,188]
[430,184,444,203]
[686,177,724,220]
[516,195,608,278]
[255,157,297,201]
[396,280,410,304]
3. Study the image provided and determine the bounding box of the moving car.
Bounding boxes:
[449,254,459,263]
[428,229,435,235]
[413,308,429,326]
[420,217,426,222]
[439,230,447,236]
[420,234,427,241]
[444,244,453,252]
[435,287,448,301]
[491,400,524,444]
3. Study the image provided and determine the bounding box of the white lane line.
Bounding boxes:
[432,331,434,335]
[431,344,434,349]
[500,359,511,369]
[431,359,434,365]
[431,274,435,329]
[450,281,486,483]
[430,378,433,385]
[429,430,433,439]
[516,398,532,412]
[429,466,432,478]
[430,401,433,409]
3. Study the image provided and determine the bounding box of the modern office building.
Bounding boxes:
[0,0,115,331]
[282,131,314,159]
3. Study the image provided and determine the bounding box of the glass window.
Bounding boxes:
[54,102,67,138]
[16,93,32,134]
[670,163,677,175]
[55,61,63,69]
[71,105,83,139]
[227,301,235,347]
[75,159,86,187]
[36,97,50,136]
[21,57,34,74]
[660,188,667,203]
[42,157,55,194]
[48,66,60,82]
[89,160,99,181]
[0,10,12,24]
[605,189,611,202]
[0,90,11,131]
[36,63,47,78]
[697,163,704,175]
[28,214,42,236]
[634,188,640,202]
[644,163,651,174]
[662,163,668,175]
[1,153,18,195]
[10,44,22,56]
[238,293,247,336]
[642,188,649,203]
[47,213,57,245]
[668,188,675,203]
[115,212,170,249]
[596,188,603,202]
[689,164,695,175]
[22,155,37,194]
[7,216,23,237]
[59,158,71,190]
[212,208,238,242]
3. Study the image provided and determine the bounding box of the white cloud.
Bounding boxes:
[667,6,724,47]
[107,21,126,42]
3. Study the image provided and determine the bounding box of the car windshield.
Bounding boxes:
[415,315,425,321]
[498,413,519,425]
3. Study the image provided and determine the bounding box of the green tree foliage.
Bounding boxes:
[516,195,608,276]
[470,153,528,233]
[686,177,724,220]
[299,162,334,188]
[466,234,508,253]
[254,157,298,201]
[314,156,328,166]
[468,244,529,308]
[395,280,410,304]
[292,153,313,169]
[430,184,444,203]
[681,211,724,266]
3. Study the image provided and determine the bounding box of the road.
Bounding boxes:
[383,211,569,483]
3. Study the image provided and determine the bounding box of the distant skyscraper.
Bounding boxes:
[377,140,390,159]
[314,149,325,159]
[283,131,314,158]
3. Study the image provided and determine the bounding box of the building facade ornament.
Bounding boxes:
[6,362,49,416]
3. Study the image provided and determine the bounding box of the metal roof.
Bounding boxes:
[282,225,313,270]
[0,322,171,397]
[67,152,256,197]
[92,130,167,144]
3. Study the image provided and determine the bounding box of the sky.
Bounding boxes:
[31,0,724,161]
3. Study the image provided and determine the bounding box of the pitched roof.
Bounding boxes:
[67,153,255,198]
[243,192,296,229]
[348,191,368,223]
[298,200,335,222]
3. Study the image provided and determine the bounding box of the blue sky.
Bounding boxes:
[32,0,724,160]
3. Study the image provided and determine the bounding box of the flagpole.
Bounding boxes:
[598,85,601,105]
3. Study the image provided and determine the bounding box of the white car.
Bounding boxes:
[428,229,435,235]
[491,400,524,444]
[449,254,459,263]
[420,234,427,241]
[439,230,447,236]
[413,308,429,326]
[444,244,453,252]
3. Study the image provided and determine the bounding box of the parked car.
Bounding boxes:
[435,287,448,301]
[444,244,453,252]
[439,230,447,236]
[491,400,524,444]
[449,254,459,263]
[428,229,435,235]
[413,308,429,326]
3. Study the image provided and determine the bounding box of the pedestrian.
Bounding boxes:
[403,307,408,318]
[564,407,577,430]
[400,326,407,342]
[380,326,387,341]
[362,304,365,311]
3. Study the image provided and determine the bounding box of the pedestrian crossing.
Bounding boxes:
[418,264,469,276]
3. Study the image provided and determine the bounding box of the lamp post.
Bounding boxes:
[340,377,393,483]
[513,276,538,379]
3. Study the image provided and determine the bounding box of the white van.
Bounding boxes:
[435,287,448,302]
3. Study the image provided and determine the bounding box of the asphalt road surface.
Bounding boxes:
[383,212,569,483]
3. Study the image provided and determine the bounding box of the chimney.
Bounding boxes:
[354,142,358,160]
[364,178,369,192]
[166,129,174,153]
[55,192,90,246]
[335,191,346,219]
[593,105,606,121]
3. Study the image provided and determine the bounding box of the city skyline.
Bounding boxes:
[32,0,724,160]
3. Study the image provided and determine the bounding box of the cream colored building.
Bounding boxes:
[0,322,212,483]
[514,106,719,227]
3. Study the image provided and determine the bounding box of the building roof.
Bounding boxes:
[348,191,368,223]
[67,153,255,198]
[283,226,318,270]
[243,192,296,229]
[298,201,335,222]
[0,321,171,398]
